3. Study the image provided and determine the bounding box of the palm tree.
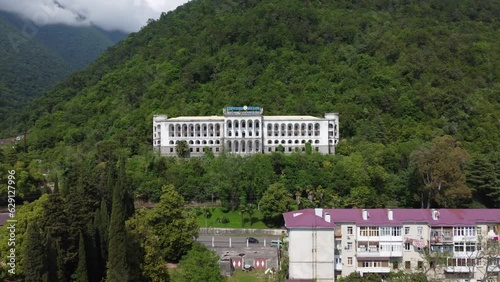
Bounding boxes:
[246,204,256,226]
[175,140,190,158]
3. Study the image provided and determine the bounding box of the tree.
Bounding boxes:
[344,186,380,208]
[387,271,428,282]
[72,233,89,282]
[410,135,470,208]
[176,140,190,158]
[467,155,500,208]
[259,183,294,227]
[45,233,65,282]
[337,272,381,282]
[106,160,129,281]
[24,222,47,282]
[146,184,198,261]
[172,243,226,282]
[246,203,256,226]
[126,184,198,280]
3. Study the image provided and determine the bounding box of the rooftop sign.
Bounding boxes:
[226,106,261,111]
[224,106,263,116]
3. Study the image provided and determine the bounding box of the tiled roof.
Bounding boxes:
[283,209,336,229]
[283,208,500,228]
[0,213,10,226]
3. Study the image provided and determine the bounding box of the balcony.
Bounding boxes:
[445,266,476,273]
[453,235,477,242]
[453,251,479,258]
[357,250,403,258]
[487,265,500,272]
[334,255,342,271]
[357,243,403,258]
[430,235,453,244]
[358,267,391,274]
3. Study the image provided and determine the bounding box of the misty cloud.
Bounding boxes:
[0,0,190,32]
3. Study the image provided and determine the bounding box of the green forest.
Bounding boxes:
[1,0,500,280]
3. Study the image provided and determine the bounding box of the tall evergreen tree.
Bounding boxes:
[45,232,63,282]
[72,232,89,282]
[24,222,47,282]
[93,199,110,280]
[106,159,129,281]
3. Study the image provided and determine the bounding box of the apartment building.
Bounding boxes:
[152,106,339,157]
[283,208,500,282]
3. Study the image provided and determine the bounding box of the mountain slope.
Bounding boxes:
[0,11,127,135]
[17,0,500,157]
[0,16,71,125]
[0,11,127,70]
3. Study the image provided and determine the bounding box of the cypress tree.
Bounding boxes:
[56,240,67,282]
[99,200,110,262]
[85,219,101,282]
[24,222,47,282]
[106,159,129,281]
[72,232,89,282]
[45,233,65,282]
[53,175,59,193]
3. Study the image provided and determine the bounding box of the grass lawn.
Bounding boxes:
[228,269,270,282]
[194,207,269,229]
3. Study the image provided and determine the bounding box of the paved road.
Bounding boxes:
[197,235,281,248]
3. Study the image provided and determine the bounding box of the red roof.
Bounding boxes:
[283,208,500,228]
[283,209,336,229]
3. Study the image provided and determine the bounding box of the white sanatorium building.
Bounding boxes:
[152,106,339,157]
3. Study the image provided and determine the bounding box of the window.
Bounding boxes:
[417,227,423,236]
[404,243,411,251]
[405,261,411,269]
[392,227,401,236]
[453,226,476,237]
[347,257,352,266]
[418,261,423,270]
[405,227,410,235]
[380,227,391,236]
[360,227,379,237]
[347,227,353,235]
[393,261,399,269]
[347,242,353,250]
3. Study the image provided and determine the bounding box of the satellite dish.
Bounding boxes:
[243,105,248,111]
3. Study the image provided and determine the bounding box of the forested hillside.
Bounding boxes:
[0,16,71,130]
[1,0,500,280]
[0,11,126,135]
[14,0,498,203]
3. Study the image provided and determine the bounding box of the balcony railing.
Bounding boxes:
[357,249,403,257]
[445,266,476,273]
[358,267,391,273]
[487,265,500,272]
[453,251,479,258]
[430,235,453,243]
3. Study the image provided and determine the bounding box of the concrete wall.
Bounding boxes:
[289,229,335,281]
[200,227,286,236]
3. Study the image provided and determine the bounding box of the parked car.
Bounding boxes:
[270,240,282,248]
[246,237,259,244]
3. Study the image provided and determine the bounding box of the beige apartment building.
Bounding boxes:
[283,208,500,282]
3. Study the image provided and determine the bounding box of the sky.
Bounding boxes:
[0,0,191,32]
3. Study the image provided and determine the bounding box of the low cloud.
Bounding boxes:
[0,0,190,32]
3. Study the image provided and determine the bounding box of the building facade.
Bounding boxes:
[283,208,500,282]
[153,106,339,157]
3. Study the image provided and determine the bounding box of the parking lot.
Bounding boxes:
[197,235,282,270]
